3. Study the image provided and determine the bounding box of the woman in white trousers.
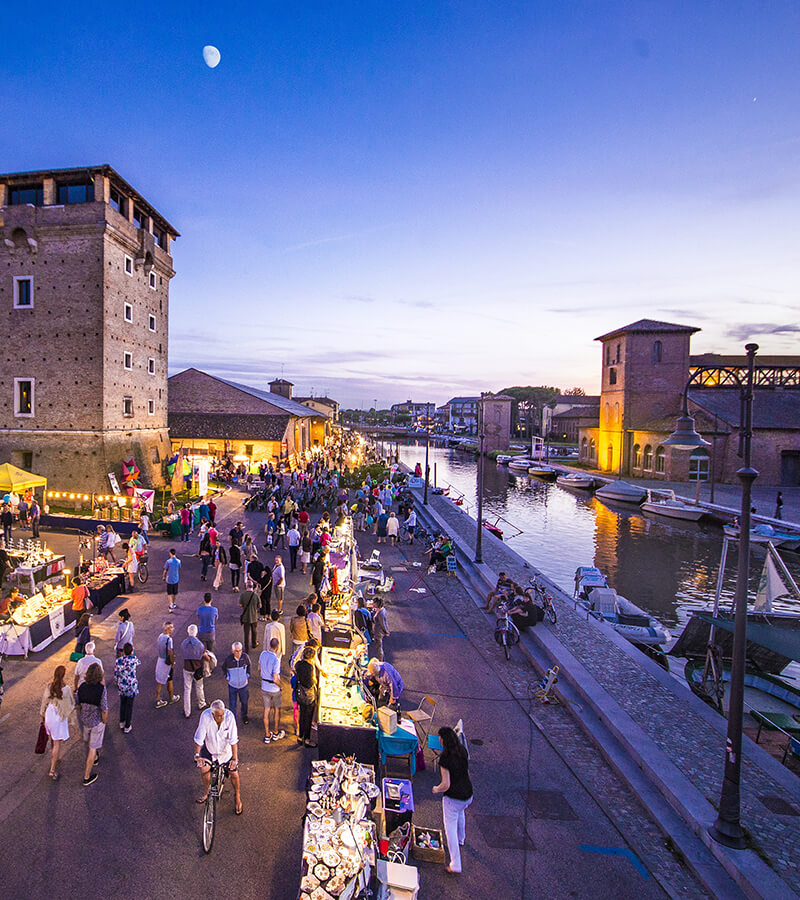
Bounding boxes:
[432,726,474,874]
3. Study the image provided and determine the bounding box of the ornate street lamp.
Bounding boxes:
[665,343,759,848]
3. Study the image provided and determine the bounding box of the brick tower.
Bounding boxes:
[0,165,178,491]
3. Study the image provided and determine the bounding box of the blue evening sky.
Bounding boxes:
[3,2,799,407]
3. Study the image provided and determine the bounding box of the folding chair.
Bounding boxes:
[406,696,436,742]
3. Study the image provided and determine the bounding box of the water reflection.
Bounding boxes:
[397,442,800,631]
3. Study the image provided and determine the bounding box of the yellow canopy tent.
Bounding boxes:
[0,462,48,494]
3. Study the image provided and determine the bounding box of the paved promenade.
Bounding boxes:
[413,484,800,898]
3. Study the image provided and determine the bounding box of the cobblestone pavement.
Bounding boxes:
[391,549,709,899]
[417,488,800,893]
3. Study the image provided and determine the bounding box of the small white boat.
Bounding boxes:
[574,567,671,647]
[528,464,557,481]
[495,455,514,466]
[723,523,800,553]
[641,490,705,522]
[556,472,595,491]
[508,457,534,473]
[594,481,647,505]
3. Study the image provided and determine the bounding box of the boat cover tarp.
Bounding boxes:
[698,613,800,664]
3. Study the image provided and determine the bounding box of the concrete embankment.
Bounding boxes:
[406,477,800,900]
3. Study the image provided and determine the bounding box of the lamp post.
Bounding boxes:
[424,403,431,505]
[475,393,485,564]
[663,343,758,848]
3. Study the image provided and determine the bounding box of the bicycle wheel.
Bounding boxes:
[502,634,510,660]
[202,795,217,853]
[546,603,557,626]
[137,564,149,584]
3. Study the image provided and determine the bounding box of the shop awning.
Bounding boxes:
[0,462,48,493]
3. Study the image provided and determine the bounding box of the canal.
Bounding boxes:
[395,441,800,637]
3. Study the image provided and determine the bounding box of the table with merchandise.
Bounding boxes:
[316,646,378,764]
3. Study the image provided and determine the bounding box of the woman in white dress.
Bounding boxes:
[40,665,75,780]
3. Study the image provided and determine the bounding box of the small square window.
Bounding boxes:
[148,314,157,332]
[123,397,133,417]
[124,255,133,275]
[124,351,133,370]
[123,302,133,322]
[14,378,34,417]
[148,357,155,375]
[149,271,157,289]
[148,399,155,416]
[13,276,34,308]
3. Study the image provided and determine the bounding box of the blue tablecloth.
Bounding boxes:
[377,719,419,775]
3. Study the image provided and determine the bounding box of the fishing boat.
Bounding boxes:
[495,454,514,466]
[528,464,558,481]
[640,489,705,521]
[556,472,595,491]
[573,567,671,647]
[594,481,647,505]
[508,457,534,473]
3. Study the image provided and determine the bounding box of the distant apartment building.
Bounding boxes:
[0,165,178,490]
[390,400,435,425]
[447,396,480,434]
[543,397,601,442]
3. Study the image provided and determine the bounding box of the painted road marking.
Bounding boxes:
[427,632,467,638]
[579,845,649,878]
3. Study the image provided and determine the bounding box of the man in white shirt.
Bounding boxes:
[272,556,286,614]
[405,508,417,544]
[74,641,104,692]
[193,699,242,814]
[259,637,285,743]
[286,525,301,572]
[263,609,286,662]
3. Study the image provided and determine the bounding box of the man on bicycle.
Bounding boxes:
[193,699,243,814]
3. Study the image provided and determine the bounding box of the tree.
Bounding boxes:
[499,386,561,437]
[564,387,586,396]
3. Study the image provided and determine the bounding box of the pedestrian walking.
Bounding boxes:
[404,507,417,544]
[74,641,103,692]
[199,530,212,581]
[1,504,13,546]
[239,583,260,652]
[30,498,40,538]
[272,555,286,614]
[289,605,311,668]
[264,609,285,663]
[376,510,389,544]
[40,665,75,780]
[114,643,140,733]
[300,529,312,574]
[222,642,251,724]
[197,592,219,652]
[114,608,135,657]
[287,524,301,571]
[154,622,180,708]
[259,637,285,743]
[77,663,108,786]
[73,611,92,657]
[433,726,474,874]
[307,602,323,644]
[776,491,784,520]
[213,543,227,591]
[387,511,399,545]
[229,540,242,592]
[181,624,209,718]
[180,504,192,542]
[163,547,181,612]
[208,499,217,526]
[371,596,390,661]
[295,645,318,747]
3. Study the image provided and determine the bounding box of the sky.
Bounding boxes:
[3,2,799,408]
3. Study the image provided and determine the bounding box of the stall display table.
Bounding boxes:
[377,720,419,775]
[87,571,127,612]
[0,590,76,656]
[317,646,378,765]
[10,554,65,596]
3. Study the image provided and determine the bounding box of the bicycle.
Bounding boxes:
[494,600,520,660]
[529,576,557,625]
[137,552,149,584]
[201,759,226,853]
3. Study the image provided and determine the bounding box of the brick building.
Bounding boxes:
[0,165,177,491]
[168,369,324,467]
[578,319,800,485]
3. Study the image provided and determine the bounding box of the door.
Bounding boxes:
[781,451,800,486]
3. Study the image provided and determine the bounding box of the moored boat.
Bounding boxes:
[723,523,800,553]
[573,566,671,647]
[594,481,647,505]
[556,472,595,491]
[495,454,513,466]
[528,464,557,481]
[508,457,534,473]
[641,489,704,521]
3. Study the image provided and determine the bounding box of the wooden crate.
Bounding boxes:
[410,826,445,864]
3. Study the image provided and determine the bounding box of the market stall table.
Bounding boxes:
[377,719,419,776]
[87,571,127,612]
[317,646,378,766]
[0,585,75,656]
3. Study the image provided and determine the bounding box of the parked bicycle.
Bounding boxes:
[529,576,557,625]
[494,600,520,660]
[137,552,149,584]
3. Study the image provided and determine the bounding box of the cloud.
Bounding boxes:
[726,322,800,342]
[342,294,377,304]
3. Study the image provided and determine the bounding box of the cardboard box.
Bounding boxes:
[378,706,397,735]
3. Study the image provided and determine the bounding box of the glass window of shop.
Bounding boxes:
[689,449,710,482]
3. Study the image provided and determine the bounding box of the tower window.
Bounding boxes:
[148,357,155,375]
[148,314,156,332]
[124,255,133,275]
[14,378,34,417]
[123,397,133,417]
[109,186,128,217]
[132,205,146,229]
[124,302,133,322]
[153,226,166,249]
[149,271,157,289]
[124,351,133,370]
[609,367,617,385]
[148,398,155,415]
[9,184,43,206]
[615,343,621,363]
[57,182,94,204]
[13,276,34,308]
[653,340,663,363]
[605,346,611,366]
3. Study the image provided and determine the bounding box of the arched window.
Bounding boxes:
[689,449,710,482]
[614,402,620,424]
[643,444,653,471]
[607,445,614,471]
[604,403,610,424]
[653,340,662,363]
[655,446,666,475]
[590,438,596,462]
[581,437,588,460]
[633,443,641,468]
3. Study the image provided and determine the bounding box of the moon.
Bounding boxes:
[203,45,221,68]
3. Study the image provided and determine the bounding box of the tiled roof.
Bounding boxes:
[689,388,800,430]
[168,412,290,441]
[218,377,324,418]
[595,319,700,342]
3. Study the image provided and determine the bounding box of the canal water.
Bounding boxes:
[395,442,800,637]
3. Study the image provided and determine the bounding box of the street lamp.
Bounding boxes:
[475,393,485,564]
[664,343,758,849]
[424,402,431,506]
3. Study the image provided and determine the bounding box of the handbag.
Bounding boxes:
[297,683,317,705]
[35,722,49,754]
[69,651,85,662]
